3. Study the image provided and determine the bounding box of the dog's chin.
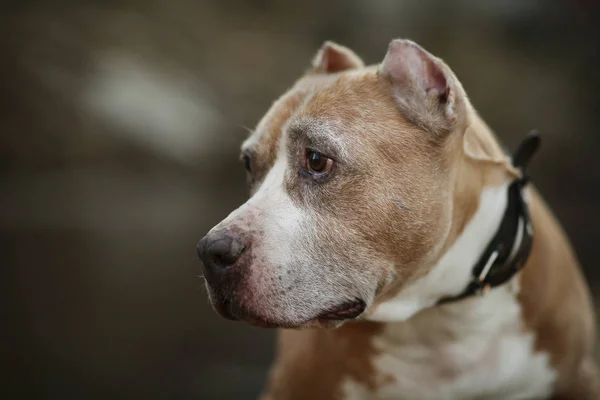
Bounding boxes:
[209,294,366,329]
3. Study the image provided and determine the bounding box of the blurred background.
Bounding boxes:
[1,0,599,399]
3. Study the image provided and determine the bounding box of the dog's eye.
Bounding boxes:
[242,154,252,173]
[304,150,333,175]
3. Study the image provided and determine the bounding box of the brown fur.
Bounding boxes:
[520,189,598,398]
[261,322,386,400]
[259,125,599,399]
[244,89,308,192]
[209,40,598,399]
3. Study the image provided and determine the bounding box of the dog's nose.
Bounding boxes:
[197,233,246,281]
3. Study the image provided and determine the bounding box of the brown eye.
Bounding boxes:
[305,150,333,175]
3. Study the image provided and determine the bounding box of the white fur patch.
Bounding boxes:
[250,155,304,270]
[343,285,556,399]
[217,151,304,270]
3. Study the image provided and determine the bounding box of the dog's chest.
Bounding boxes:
[342,288,557,400]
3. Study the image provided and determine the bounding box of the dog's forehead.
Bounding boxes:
[242,73,341,164]
[297,71,414,141]
[243,68,416,166]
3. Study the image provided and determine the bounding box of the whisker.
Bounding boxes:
[239,124,255,136]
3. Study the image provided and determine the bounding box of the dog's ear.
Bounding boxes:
[311,41,364,74]
[379,39,465,134]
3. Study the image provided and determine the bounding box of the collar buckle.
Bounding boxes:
[473,250,499,296]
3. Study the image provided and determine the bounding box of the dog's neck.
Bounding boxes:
[365,110,530,323]
[366,180,515,322]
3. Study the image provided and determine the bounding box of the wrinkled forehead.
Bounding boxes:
[242,67,419,169]
[241,73,342,165]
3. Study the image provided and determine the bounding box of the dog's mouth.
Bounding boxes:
[212,296,366,328]
[314,299,366,321]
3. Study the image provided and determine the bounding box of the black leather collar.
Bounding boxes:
[437,131,541,305]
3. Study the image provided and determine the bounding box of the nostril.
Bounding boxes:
[207,236,245,268]
[229,239,245,260]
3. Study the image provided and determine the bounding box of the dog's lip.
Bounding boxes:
[213,297,280,327]
[315,299,366,321]
[213,298,241,321]
[212,296,366,328]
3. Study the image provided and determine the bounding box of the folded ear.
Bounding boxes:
[311,41,365,74]
[379,39,465,134]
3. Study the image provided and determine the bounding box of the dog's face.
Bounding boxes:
[198,40,474,328]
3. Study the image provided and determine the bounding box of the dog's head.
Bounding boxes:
[197,39,515,328]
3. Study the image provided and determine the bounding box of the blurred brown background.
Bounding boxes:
[1,0,599,399]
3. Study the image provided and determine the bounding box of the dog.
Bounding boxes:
[197,39,598,399]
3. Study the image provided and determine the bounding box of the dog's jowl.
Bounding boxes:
[197,39,599,399]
